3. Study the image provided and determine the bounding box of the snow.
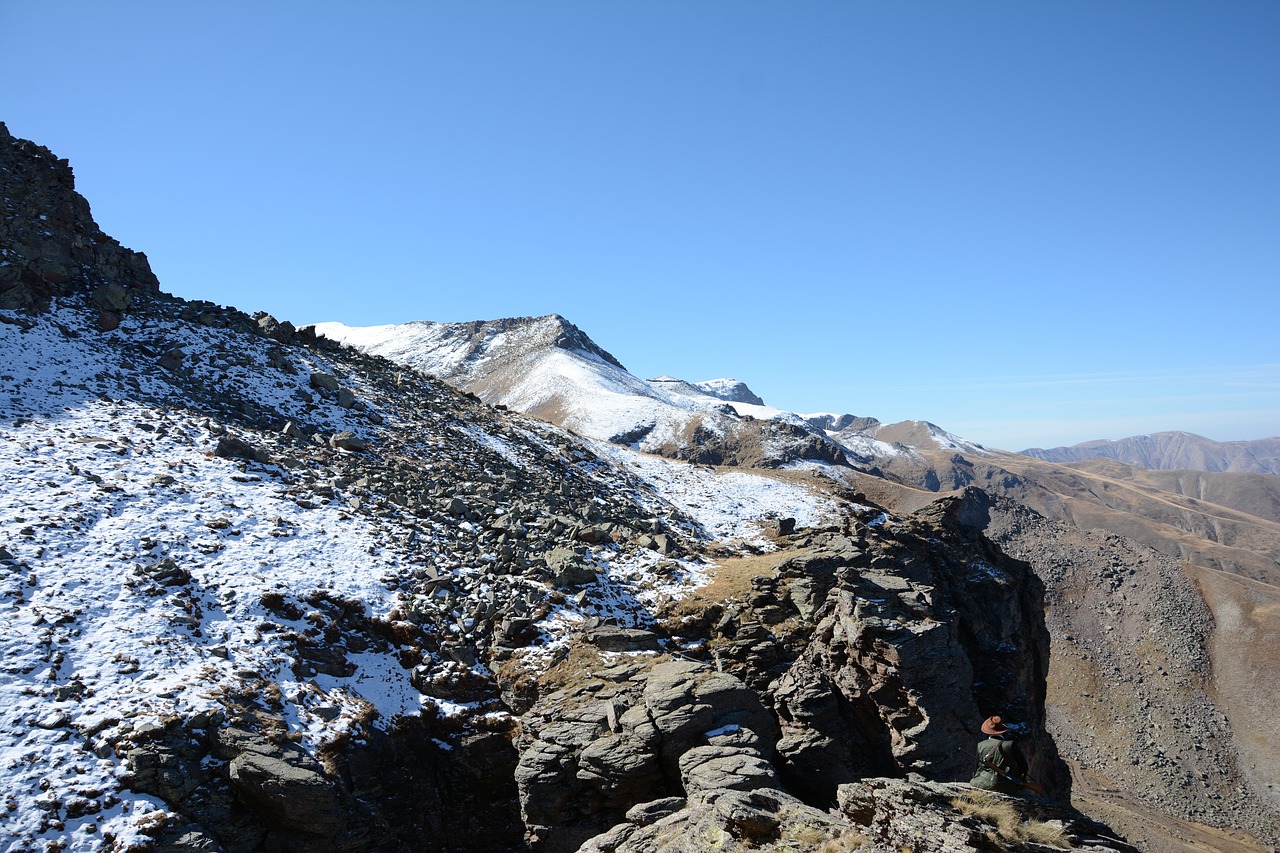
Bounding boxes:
[704,724,741,738]
[0,305,487,849]
[3,299,856,851]
[591,441,838,546]
[968,560,1008,583]
[312,318,853,464]
[0,395,419,848]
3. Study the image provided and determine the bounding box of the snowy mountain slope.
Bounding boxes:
[0,293,843,852]
[313,316,849,468]
[312,317,988,472]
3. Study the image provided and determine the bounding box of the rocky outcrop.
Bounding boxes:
[0,121,159,312]
[581,777,1137,853]
[513,659,778,852]
[664,489,1068,806]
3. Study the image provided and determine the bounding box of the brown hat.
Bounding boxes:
[981,716,1009,736]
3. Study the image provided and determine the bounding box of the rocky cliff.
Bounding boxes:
[0,121,158,315]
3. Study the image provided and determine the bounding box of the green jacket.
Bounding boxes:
[970,736,1028,795]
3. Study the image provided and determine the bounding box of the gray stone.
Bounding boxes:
[228,746,344,835]
[546,546,598,588]
[158,347,185,372]
[124,744,201,803]
[310,372,339,392]
[624,797,685,826]
[678,745,780,795]
[329,431,367,452]
[214,435,268,463]
[90,283,131,312]
[583,625,662,652]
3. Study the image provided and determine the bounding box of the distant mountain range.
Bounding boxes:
[1021,431,1280,475]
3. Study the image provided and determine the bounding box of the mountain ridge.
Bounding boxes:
[1021,430,1280,475]
[317,314,1280,849]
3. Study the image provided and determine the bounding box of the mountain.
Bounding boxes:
[837,444,1280,849]
[313,318,989,471]
[317,320,1280,848]
[1,122,1141,853]
[1022,431,1280,475]
[312,316,850,469]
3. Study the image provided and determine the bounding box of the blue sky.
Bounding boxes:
[3,1,1276,450]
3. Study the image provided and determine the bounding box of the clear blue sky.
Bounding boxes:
[3,1,1276,450]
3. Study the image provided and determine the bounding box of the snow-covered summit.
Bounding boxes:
[692,378,765,406]
[314,318,849,468]
[315,315,991,472]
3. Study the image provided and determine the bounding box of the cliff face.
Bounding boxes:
[769,490,1067,802]
[0,122,158,313]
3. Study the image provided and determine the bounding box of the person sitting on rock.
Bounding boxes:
[970,715,1043,796]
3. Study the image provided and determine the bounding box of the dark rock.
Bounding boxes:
[227,743,344,836]
[138,558,191,587]
[310,372,339,392]
[582,625,661,652]
[214,436,268,463]
[256,313,296,344]
[90,283,131,312]
[123,744,202,803]
[624,797,685,826]
[158,347,185,372]
[329,431,367,452]
[410,660,500,704]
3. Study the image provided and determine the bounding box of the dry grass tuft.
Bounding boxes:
[952,790,1071,848]
[532,641,612,693]
[816,828,867,852]
[666,551,797,614]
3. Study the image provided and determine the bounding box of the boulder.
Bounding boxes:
[214,436,268,463]
[227,743,345,836]
[310,372,340,392]
[89,283,131,312]
[582,625,661,652]
[329,431,367,452]
[410,660,500,704]
[642,661,778,775]
[545,546,598,588]
[678,745,780,795]
[123,743,202,803]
